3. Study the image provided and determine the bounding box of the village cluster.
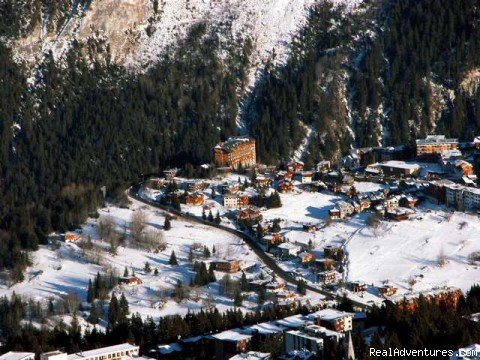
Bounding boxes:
[6,134,480,360]
[136,134,480,308]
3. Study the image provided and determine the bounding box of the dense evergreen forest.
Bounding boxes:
[1,0,480,278]
[0,23,248,278]
[352,0,480,146]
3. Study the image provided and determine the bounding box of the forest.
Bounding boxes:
[0,22,248,278]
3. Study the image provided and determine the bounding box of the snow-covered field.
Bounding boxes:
[0,198,266,321]
[260,188,480,295]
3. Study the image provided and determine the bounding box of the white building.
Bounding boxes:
[445,184,480,211]
[224,193,241,208]
[0,353,35,360]
[284,330,324,355]
[67,343,140,360]
[307,309,354,333]
[277,243,301,258]
[41,351,68,360]
[229,351,271,360]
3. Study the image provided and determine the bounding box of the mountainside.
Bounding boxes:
[1,0,480,278]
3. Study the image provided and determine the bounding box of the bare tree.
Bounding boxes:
[62,293,81,314]
[407,276,416,291]
[143,229,167,251]
[367,212,382,229]
[98,215,116,241]
[468,251,480,265]
[131,210,148,241]
[437,248,446,267]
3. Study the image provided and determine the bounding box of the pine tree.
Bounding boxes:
[214,211,221,224]
[123,266,129,277]
[240,272,248,291]
[208,264,216,283]
[233,289,243,307]
[203,246,211,258]
[144,262,152,273]
[212,245,216,254]
[188,247,194,263]
[202,209,207,220]
[169,250,178,265]
[154,268,159,276]
[207,210,214,222]
[297,279,307,295]
[164,217,171,231]
[87,279,94,303]
[107,293,119,329]
[119,293,129,324]
[88,302,100,324]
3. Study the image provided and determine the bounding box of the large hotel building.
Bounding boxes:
[415,135,458,157]
[214,137,256,168]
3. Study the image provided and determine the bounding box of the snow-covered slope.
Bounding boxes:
[13,0,362,79]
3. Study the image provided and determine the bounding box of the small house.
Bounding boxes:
[119,276,143,286]
[214,259,241,273]
[64,233,81,243]
[278,181,293,193]
[302,224,317,233]
[297,252,314,264]
[185,193,205,206]
[378,284,398,297]
[287,161,304,173]
[296,171,313,184]
[349,281,366,293]
[262,233,282,247]
[317,271,336,284]
[277,243,301,258]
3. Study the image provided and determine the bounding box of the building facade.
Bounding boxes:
[214,137,256,169]
[416,135,458,157]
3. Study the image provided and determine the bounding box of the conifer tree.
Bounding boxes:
[164,217,171,231]
[169,250,178,266]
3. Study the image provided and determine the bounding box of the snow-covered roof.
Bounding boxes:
[157,343,182,355]
[244,321,288,335]
[0,353,35,360]
[229,351,271,360]
[277,242,301,250]
[307,309,353,322]
[67,344,139,360]
[275,314,308,329]
[380,161,420,170]
[210,328,252,342]
[416,135,458,145]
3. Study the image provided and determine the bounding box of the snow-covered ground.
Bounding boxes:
[0,198,267,321]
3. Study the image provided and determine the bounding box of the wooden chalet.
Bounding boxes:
[119,276,143,286]
[214,259,241,273]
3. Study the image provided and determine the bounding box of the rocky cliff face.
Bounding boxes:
[11,0,362,80]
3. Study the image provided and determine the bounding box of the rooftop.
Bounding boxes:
[275,314,308,329]
[67,343,139,360]
[229,352,271,360]
[307,309,353,322]
[215,137,254,152]
[416,135,458,145]
[245,321,288,335]
[277,242,301,250]
[380,161,420,170]
[0,353,35,360]
[210,328,252,342]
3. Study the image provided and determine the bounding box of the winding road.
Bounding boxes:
[128,186,372,311]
